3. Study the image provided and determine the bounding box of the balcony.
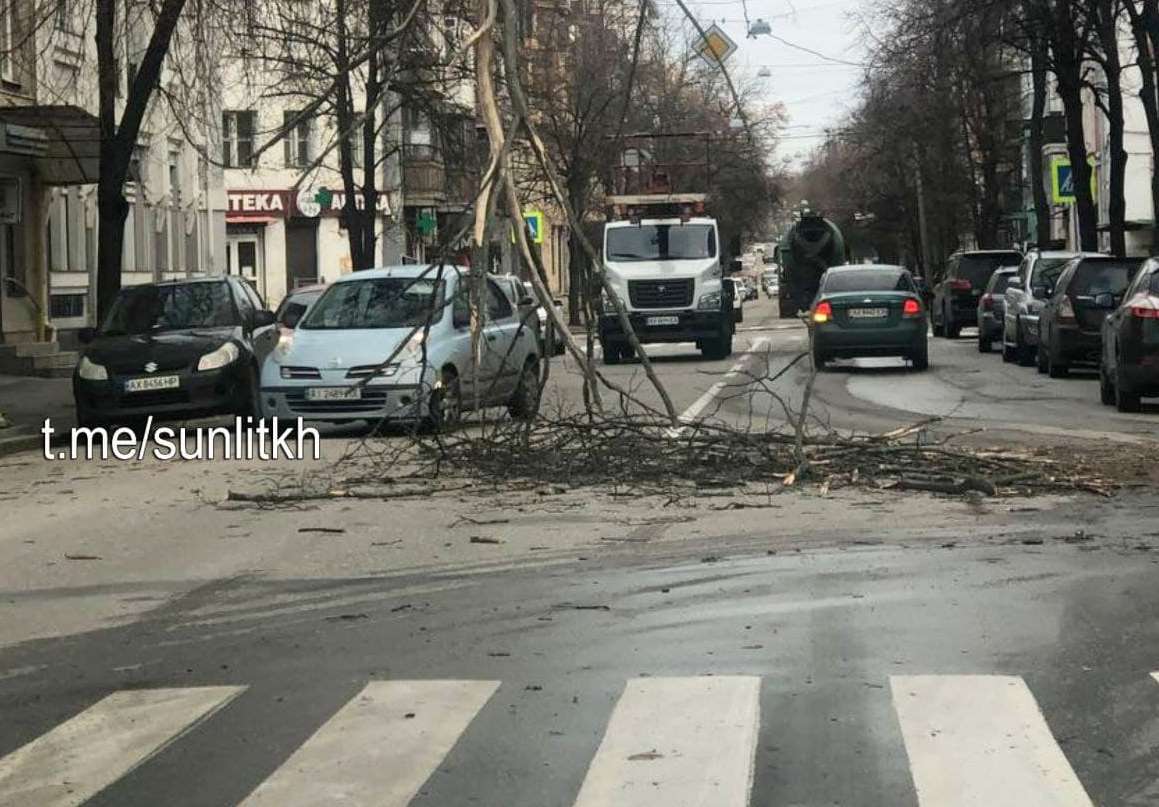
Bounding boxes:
[403,143,447,207]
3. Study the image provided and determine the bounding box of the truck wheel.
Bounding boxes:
[603,344,622,365]
[702,333,732,360]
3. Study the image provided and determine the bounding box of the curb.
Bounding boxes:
[0,431,41,459]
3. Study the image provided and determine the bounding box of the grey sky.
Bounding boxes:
[680,0,872,167]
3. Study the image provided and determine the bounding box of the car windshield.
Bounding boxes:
[1030,257,1073,288]
[1071,261,1140,296]
[606,224,716,261]
[301,277,446,330]
[824,269,913,293]
[100,282,238,335]
[958,254,1021,286]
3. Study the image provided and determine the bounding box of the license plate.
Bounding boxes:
[646,316,680,326]
[124,375,180,393]
[848,308,888,319]
[306,387,362,401]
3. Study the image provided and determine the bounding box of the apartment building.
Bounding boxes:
[0,0,226,348]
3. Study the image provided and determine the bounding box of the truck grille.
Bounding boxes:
[628,279,694,309]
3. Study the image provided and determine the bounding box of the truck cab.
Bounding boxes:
[600,196,736,363]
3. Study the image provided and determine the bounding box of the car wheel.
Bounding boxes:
[1036,343,1048,374]
[911,341,930,371]
[946,316,961,339]
[1115,363,1142,412]
[508,359,541,421]
[426,369,462,433]
[1047,344,1068,378]
[603,343,622,365]
[1099,363,1115,406]
[238,364,263,421]
[75,404,105,430]
[811,341,829,372]
[702,332,733,360]
[977,334,991,353]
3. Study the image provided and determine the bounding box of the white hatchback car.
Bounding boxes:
[260,265,541,429]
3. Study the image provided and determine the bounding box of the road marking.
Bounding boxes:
[891,675,1093,807]
[669,338,771,435]
[0,686,244,807]
[239,679,498,807]
[1152,672,1159,686]
[572,676,760,807]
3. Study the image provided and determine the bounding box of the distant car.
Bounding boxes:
[260,265,541,430]
[1036,256,1142,378]
[808,265,929,371]
[274,283,326,335]
[742,278,758,301]
[73,277,278,427]
[522,281,567,356]
[1100,258,1159,411]
[976,267,1020,353]
[1003,250,1096,365]
[933,250,1022,338]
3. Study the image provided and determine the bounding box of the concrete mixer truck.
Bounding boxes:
[777,209,847,319]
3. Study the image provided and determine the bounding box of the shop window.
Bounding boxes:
[50,293,85,319]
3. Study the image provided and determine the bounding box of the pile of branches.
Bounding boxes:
[311,414,1118,502]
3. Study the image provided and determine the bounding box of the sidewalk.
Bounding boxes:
[0,374,74,457]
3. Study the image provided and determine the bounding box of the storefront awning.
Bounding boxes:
[0,104,100,186]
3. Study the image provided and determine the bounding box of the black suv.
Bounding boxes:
[1036,256,1142,378]
[933,250,1022,338]
[1100,258,1159,411]
[73,277,278,427]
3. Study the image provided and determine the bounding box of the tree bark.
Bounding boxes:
[333,0,370,270]
[1049,0,1099,251]
[1028,21,1052,248]
[94,0,189,322]
[1093,0,1127,256]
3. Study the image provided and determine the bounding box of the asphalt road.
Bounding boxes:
[2,295,1159,806]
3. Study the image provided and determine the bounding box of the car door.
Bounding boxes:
[479,279,522,403]
[1041,262,1076,352]
[1006,255,1031,336]
[239,279,279,363]
[1105,263,1150,366]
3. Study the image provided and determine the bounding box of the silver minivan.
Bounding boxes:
[260,265,541,429]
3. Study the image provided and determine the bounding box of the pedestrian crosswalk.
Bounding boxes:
[0,672,1152,806]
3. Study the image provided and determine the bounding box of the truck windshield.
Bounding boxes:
[606,224,716,261]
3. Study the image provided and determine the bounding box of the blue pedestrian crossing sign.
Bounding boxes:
[1051,156,1097,204]
[523,210,545,244]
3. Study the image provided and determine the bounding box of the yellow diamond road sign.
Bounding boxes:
[695,24,737,66]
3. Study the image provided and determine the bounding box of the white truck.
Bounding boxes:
[599,192,738,364]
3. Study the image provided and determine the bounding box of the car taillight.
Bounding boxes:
[813,301,833,324]
[950,279,972,291]
[1129,301,1159,319]
[1058,296,1077,323]
[903,298,922,317]
[981,295,993,311]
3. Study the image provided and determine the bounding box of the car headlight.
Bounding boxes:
[77,355,108,381]
[272,330,294,361]
[197,342,240,372]
[697,292,722,310]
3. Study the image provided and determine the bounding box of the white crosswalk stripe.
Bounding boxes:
[0,674,1144,806]
[891,675,1094,807]
[238,679,499,807]
[0,686,244,807]
[572,676,761,807]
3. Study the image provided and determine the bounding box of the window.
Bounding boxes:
[50,293,85,319]
[605,225,717,262]
[223,111,256,168]
[0,4,17,85]
[823,269,914,293]
[283,110,311,168]
[101,282,239,334]
[486,280,513,320]
[303,278,446,330]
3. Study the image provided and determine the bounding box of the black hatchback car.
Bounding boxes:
[73,277,278,427]
[1100,258,1159,412]
[933,250,1023,338]
[1036,256,1142,378]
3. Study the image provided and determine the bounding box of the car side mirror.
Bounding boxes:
[518,295,535,307]
[253,310,277,328]
[1093,292,1116,309]
[78,327,96,344]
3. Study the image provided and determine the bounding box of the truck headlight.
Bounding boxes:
[77,355,108,381]
[197,342,240,372]
[697,292,722,310]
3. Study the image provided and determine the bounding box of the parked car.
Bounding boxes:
[932,250,1022,338]
[724,277,745,323]
[1036,255,1143,378]
[73,276,278,427]
[1100,258,1159,412]
[1002,250,1095,365]
[260,265,540,430]
[522,281,567,356]
[274,283,326,335]
[808,265,929,371]
[976,266,1020,353]
[743,278,759,301]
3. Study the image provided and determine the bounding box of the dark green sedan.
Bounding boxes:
[808,265,930,371]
